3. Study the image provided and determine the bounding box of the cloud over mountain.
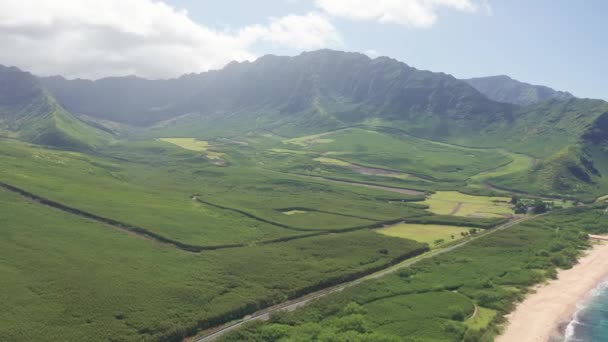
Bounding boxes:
[0,0,340,79]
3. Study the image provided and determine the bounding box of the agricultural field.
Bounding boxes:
[221,206,606,342]
[0,185,430,342]
[422,191,513,218]
[279,128,512,182]
[0,139,433,247]
[244,126,551,197]
[0,132,536,341]
[376,223,473,246]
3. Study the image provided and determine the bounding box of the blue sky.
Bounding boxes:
[0,1,605,99]
[167,0,607,99]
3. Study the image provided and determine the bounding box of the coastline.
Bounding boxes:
[497,238,608,342]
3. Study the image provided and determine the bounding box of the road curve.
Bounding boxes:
[191,214,540,342]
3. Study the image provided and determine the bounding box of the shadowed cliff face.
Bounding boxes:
[584,112,608,146]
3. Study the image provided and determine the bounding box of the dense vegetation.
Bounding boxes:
[2,48,608,342]
[0,186,430,341]
[220,205,606,342]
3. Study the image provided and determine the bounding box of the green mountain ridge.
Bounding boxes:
[40,50,515,136]
[0,65,112,150]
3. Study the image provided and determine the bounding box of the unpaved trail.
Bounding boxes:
[189,215,540,342]
[283,173,426,196]
[449,202,463,215]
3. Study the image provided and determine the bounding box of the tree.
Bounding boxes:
[532,199,548,214]
[510,195,520,205]
[514,201,528,214]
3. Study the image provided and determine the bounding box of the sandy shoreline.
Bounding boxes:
[497,239,608,342]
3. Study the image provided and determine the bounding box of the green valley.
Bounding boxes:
[1,48,607,342]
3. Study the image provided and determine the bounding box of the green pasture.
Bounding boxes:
[422,191,513,218]
[376,223,472,246]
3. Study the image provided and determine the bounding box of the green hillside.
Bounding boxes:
[0,65,113,150]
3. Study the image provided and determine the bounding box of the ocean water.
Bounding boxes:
[564,281,608,341]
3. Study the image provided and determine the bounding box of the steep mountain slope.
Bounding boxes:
[469,98,608,197]
[41,50,514,137]
[464,75,574,106]
[0,65,112,150]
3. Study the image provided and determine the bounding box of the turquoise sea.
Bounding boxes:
[564,281,608,341]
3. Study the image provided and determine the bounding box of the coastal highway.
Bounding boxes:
[192,214,541,342]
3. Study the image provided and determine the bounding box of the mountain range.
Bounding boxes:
[1,49,607,195]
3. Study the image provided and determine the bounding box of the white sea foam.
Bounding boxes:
[564,279,608,341]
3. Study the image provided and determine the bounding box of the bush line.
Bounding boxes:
[155,244,430,342]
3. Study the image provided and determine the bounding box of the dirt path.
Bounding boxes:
[189,215,540,342]
[449,202,463,215]
[468,304,479,320]
[281,172,426,196]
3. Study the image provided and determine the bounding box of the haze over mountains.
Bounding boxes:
[464,75,575,106]
[1,49,607,196]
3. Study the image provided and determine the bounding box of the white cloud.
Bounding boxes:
[0,0,341,79]
[315,0,487,28]
[238,13,342,50]
[364,49,381,58]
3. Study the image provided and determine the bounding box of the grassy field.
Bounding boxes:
[278,128,512,182]
[376,223,472,246]
[0,186,431,342]
[0,139,434,246]
[158,137,226,163]
[158,137,211,151]
[221,206,606,342]
[467,150,535,188]
[422,191,513,218]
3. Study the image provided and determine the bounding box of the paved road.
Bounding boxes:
[192,214,540,342]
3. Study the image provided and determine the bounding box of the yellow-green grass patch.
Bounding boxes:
[283,132,336,146]
[422,191,511,218]
[159,138,226,163]
[268,148,313,155]
[313,157,351,166]
[465,306,497,330]
[376,223,472,246]
[469,151,534,185]
[158,137,209,151]
[282,210,308,215]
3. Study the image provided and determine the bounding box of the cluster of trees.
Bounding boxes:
[511,196,551,214]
